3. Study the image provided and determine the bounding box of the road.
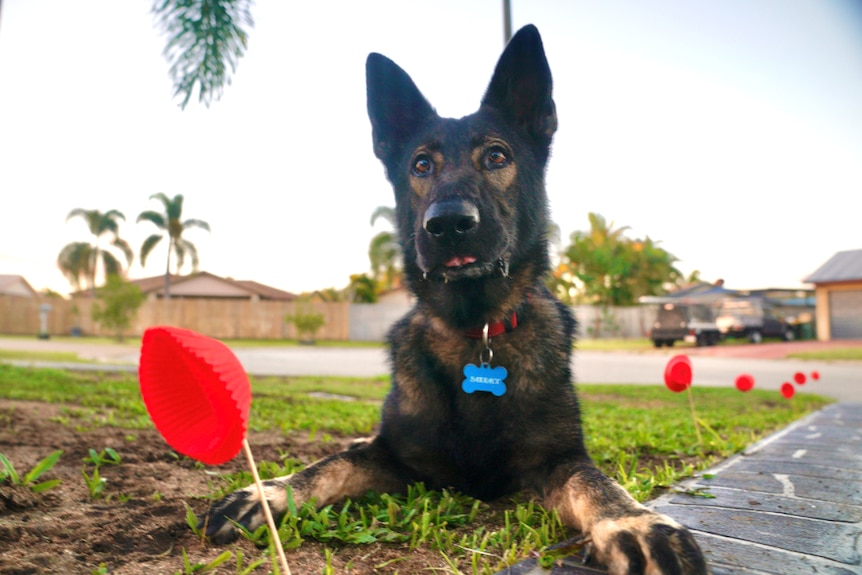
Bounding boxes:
[1,338,860,402]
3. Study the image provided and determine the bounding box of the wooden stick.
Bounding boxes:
[685,386,702,446]
[242,438,291,575]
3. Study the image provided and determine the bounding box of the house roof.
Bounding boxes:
[85,272,297,301]
[640,282,739,305]
[233,280,298,301]
[804,249,862,284]
[0,274,38,297]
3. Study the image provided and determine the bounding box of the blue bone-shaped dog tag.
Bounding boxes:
[462,363,508,396]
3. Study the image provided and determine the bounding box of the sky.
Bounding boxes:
[1,0,861,297]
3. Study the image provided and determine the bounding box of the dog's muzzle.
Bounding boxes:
[423,199,480,238]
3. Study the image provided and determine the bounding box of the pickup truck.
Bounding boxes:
[715,298,795,343]
[650,302,721,347]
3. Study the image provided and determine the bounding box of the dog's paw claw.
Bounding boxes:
[199,479,289,544]
[199,489,256,543]
[591,513,708,575]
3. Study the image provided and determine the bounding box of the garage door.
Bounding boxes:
[830,290,862,339]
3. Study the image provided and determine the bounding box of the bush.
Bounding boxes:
[91,275,145,341]
[285,307,326,344]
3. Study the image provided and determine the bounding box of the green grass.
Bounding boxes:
[0,349,86,363]
[0,364,832,574]
[223,338,383,349]
[0,334,142,346]
[788,348,862,361]
[576,338,654,351]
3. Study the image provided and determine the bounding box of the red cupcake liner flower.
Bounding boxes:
[664,355,692,393]
[139,326,251,465]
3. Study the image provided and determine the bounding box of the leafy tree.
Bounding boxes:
[90,275,145,341]
[627,236,683,300]
[347,273,378,303]
[152,0,254,109]
[369,206,402,292]
[560,213,681,307]
[57,209,133,294]
[304,288,347,303]
[685,269,703,284]
[284,306,326,344]
[137,193,211,299]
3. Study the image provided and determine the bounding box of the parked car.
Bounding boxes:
[715,298,795,343]
[650,302,721,347]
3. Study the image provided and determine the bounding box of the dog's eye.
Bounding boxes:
[485,148,510,169]
[412,155,433,177]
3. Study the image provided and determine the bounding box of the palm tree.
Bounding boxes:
[57,209,133,294]
[369,206,402,292]
[137,193,211,299]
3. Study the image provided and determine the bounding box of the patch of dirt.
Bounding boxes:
[0,400,447,575]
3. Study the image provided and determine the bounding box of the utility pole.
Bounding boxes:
[502,0,512,45]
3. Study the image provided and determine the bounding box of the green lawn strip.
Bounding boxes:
[0,335,143,347]
[224,338,383,349]
[787,348,862,361]
[0,349,86,363]
[0,364,832,574]
[576,338,654,351]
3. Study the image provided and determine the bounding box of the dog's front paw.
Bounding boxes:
[588,511,708,574]
[200,477,290,544]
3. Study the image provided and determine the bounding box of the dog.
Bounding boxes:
[203,25,708,574]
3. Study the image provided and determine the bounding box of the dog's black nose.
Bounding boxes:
[423,199,480,237]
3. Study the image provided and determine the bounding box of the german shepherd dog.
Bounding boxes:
[204,25,708,574]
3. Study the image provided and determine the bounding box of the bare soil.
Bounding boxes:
[0,400,445,575]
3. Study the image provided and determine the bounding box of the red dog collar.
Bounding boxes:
[464,310,519,339]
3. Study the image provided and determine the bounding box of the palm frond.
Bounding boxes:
[65,208,90,222]
[112,237,134,266]
[103,209,127,222]
[152,0,254,109]
[178,238,200,271]
[173,240,187,273]
[181,218,211,232]
[137,210,167,228]
[140,234,164,268]
[370,205,397,227]
[57,242,95,290]
[167,194,184,220]
[100,251,123,279]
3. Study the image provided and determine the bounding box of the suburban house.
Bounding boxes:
[124,272,297,302]
[0,274,38,298]
[804,249,862,340]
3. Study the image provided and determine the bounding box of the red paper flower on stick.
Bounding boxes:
[793,372,806,385]
[138,326,291,574]
[735,374,755,392]
[781,382,795,399]
[664,355,692,393]
[811,371,820,381]
[139,326,251,465]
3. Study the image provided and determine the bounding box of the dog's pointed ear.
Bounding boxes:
[481,25,557,143]
[367,53,436,163]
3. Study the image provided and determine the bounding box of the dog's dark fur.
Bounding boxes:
[203,26,708,574]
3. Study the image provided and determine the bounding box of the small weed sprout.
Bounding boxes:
[175,548,233,575]
[81,447,121,499]
[83,447,122,467]
[0,450,63,493]
[82,466,107,499]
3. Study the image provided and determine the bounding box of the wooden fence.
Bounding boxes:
[0,295,349,340]
[0,295,655,341]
